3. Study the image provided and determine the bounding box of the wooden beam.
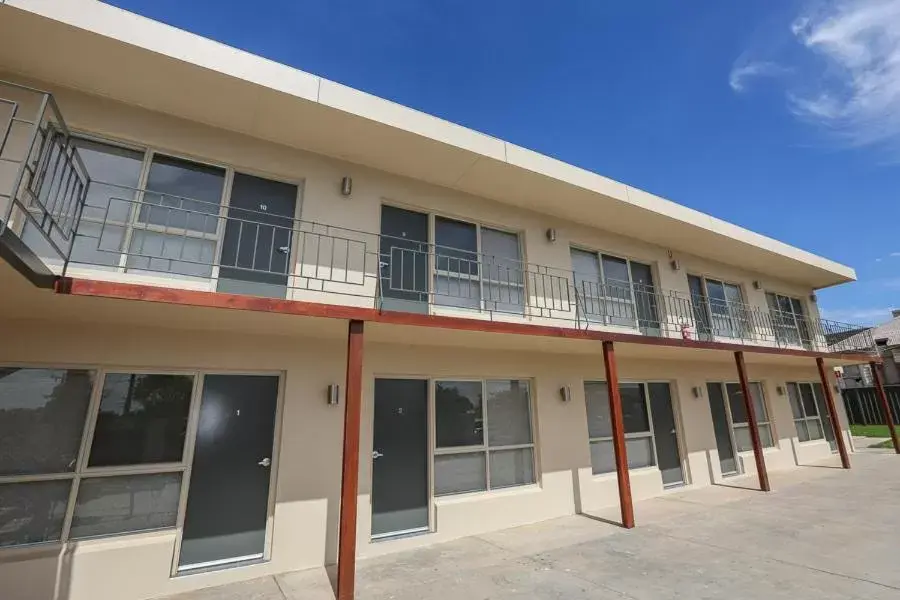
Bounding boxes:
[337,320,365,600]
[603,341,634,529]
[734,351,770,492]
[58,278,877,363]
[870,361,900,455]
[816,358,851,468]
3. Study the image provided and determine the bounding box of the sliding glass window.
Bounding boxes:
[766,293,812,348]
[722,382,774,451]
[787,382,826,442]
[433,217,524,314]
[433,379,535,495]
[0,368,195,548]
[687,276,749,339]
[584,381,657,474]
[126,154,226,278]
[570,248,658,330]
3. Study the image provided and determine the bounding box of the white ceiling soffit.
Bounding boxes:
[0,0,856,288]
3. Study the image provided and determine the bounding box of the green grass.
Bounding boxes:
[850,424,900,438]
[870,439,897,449]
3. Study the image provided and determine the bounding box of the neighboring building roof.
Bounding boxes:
[871,312,900,346]
[0,0,858,288]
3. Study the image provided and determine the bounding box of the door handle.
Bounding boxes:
[258,457,272,467]
[372,450,384,460]
[277,246,290,254]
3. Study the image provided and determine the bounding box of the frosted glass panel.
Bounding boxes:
[486,380,531,446]
[70,473,182,539]
[489,448,534,489]
[434,453,486,496]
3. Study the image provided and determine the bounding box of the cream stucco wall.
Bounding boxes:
[0,317,851,600]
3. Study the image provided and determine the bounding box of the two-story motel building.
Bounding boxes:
[0,2,887,600]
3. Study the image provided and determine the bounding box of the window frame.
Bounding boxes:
[65,131,305,287]
[432,378,537,496]
[710,381,776,452]
[687,275,750,339]
[786,382,826,443]
[569,245,657,330]
[583,380,665,475]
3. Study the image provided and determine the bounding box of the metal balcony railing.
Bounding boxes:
[0,80,876,356]
[0,81,90,273]
[48,183,871,354]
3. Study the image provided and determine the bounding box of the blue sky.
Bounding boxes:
[106,0,900,325]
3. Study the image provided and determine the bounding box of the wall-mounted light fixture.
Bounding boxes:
[546,228,557,243]
[340,176,353,197]
[691,386,704,399]
[810,293,818,303]
[327,384,341,405]
[670,259,681,271]
[559,385,572,402]
[775,385,785,396]
[753,280,762,290]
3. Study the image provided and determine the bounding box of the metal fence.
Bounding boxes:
[842,386,900,426]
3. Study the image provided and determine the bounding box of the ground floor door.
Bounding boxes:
[178,374,280,571]
[371,378,429,539]
[217,173,298,299]
[648,383,684,486]
[707,382,739,476]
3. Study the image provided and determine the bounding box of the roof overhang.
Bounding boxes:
[0,0,856,289]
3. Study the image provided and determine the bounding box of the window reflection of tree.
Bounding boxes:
[0,368,93,545]
[435,382,483,447]
[90,374,193,467]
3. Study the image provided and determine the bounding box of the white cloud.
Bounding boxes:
[790,0,900,148]
[734,0,900,153]
[890,251,900,257]
[876,257,883,262]
[729,61,788,92]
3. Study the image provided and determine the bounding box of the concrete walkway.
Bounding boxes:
[169,453,900,600]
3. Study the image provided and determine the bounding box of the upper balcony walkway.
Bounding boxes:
[0,80,876,360]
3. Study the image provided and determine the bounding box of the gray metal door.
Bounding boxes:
[648,383,684,486]
[218,173,297,299]
[379,205,429,313]
[707,382,738,475]
[371,379,429,539]
[178,375,279,570]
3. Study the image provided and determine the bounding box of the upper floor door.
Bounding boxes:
[379,205,430,313]
[217,173,298,299]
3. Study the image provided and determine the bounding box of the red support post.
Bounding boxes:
[870,361,900,455]
[816,358,851,468]
[603,341,634,529]
[337,320,365,600]
[734,351,770,492]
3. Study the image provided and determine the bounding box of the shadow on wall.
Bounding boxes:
[2,544,74,600]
